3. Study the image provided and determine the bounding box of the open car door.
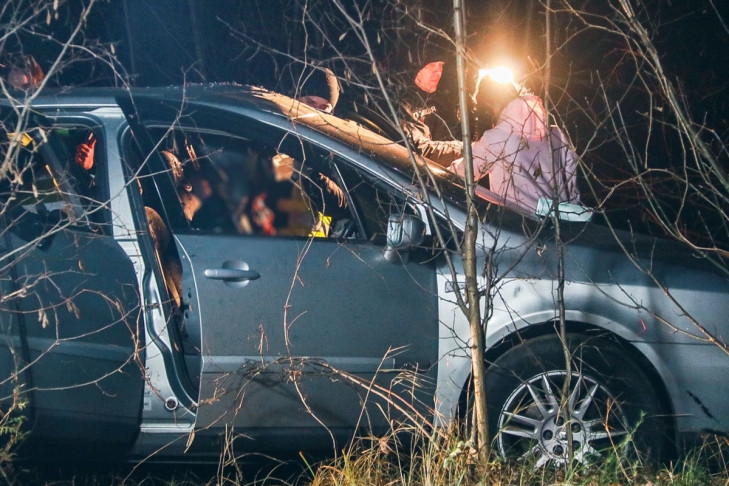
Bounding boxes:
[0,109,144,455]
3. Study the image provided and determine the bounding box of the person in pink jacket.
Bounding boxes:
[449,76,580,212]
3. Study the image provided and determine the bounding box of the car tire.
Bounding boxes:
[484,332,667,467]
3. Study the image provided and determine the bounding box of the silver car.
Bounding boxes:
[0,84,726,465]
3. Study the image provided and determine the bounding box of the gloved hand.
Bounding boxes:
[75,134,96,170]
[319,173,347,208]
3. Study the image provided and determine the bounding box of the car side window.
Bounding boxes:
[0,123,106,233]
[48,126,108,224]
[141,126,361,239]
[335,163,412,245]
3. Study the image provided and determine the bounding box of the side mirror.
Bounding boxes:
[384,213,426,263]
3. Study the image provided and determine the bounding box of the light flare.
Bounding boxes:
[478,66,515,85]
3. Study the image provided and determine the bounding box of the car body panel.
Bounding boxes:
[177,232,439,435]
[5,227,144,446]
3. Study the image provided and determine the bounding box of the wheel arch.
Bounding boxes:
[458,317,678,454]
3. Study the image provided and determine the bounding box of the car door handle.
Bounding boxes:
[204,268,260,281]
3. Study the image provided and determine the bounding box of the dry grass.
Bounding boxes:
[303,428,729,486]
[4,429,729,485]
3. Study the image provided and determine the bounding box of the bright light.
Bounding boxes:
[473,66,522,102]
[478,66,515,85]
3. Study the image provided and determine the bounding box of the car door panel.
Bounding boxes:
[177,233,438,433]
[0,116,144,451]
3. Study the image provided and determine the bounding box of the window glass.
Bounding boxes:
[142,124,363,239]
[0,132,63,211]
[0,124,104,231]
[335,162,410,245]
[50,127,102,206]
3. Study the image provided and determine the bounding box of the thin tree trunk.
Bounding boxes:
[453,0,489,460]
[545,0,574,468]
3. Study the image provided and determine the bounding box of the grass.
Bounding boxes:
[5,436,729,485]
[306,424,729,486]
[3,423,729,485]
[303,429,729,486]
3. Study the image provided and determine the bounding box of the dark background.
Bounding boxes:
[14,1,725,139]
[10,1,728,131]
[4,0,729,244]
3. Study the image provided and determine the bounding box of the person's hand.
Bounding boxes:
[320,173,347,208]
[75,135,96,170]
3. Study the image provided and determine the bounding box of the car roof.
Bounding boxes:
[22,83,429,172]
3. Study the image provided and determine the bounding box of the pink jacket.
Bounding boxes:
[450,95,580,212]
